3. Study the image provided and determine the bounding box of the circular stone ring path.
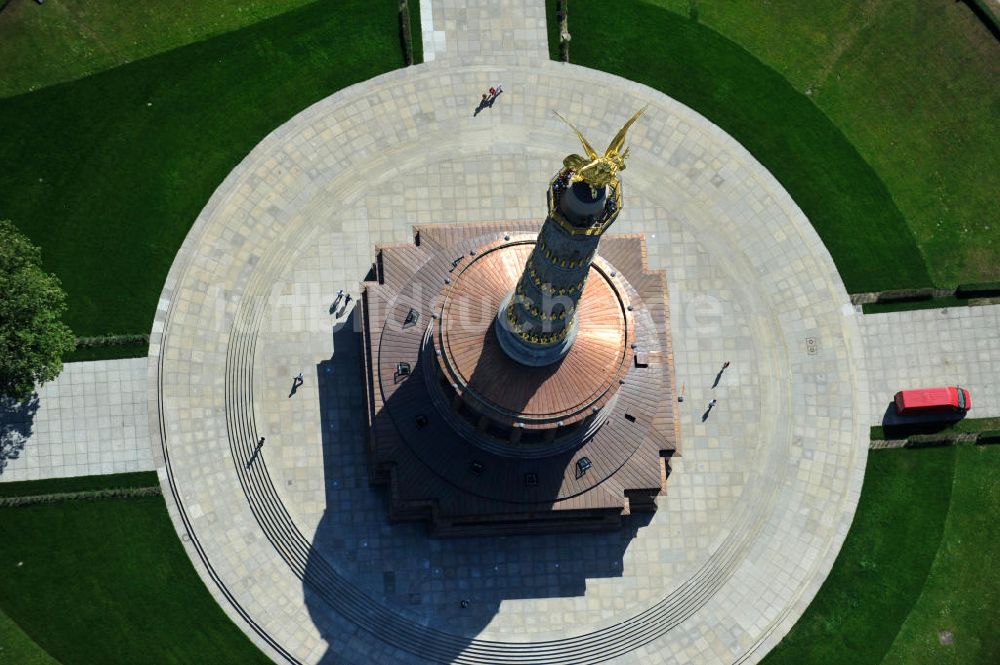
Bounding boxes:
[148,50,870,665]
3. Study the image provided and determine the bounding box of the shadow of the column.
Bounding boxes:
[302,309,651,663]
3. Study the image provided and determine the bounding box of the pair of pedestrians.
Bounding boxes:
[474,83,503,116]
[331,289,352,313]
[702,361,730,420]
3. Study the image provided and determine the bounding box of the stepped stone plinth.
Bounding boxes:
[359,113,681,535]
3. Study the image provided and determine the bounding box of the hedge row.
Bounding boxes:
[862,281,1000,305]
[0,485,161,508]
[955,281,1000,298]
[556,0,571,62]
[977,429,1000,444]
[399,0,414,67]
[903,431,999,448]
[875,288,936,303]
[74,333,150,349]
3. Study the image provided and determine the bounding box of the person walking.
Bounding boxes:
[289,372,304,397]
[708,399,717,408]
[247,436,266,468]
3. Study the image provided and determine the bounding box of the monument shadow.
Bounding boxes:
[303,309,652,664]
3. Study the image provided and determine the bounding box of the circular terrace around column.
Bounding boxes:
[148,56,870,665]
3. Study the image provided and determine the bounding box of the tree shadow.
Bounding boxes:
[303,310,650,663]
[0,393,41,476]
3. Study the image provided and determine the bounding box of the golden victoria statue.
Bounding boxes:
[554,107,646,192]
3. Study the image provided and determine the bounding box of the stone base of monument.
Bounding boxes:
[360,222,679,536]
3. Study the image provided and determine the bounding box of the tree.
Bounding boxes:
[0,220,75,400]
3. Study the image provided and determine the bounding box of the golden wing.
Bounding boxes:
[554,111,599,160]
[604,107,647,159]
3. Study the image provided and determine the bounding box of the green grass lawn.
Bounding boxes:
[762,445,1000,665]
[0,493,271,665]
[0,606,59,665]
[562,0,931,294]
[0,0,317,98]
[62,342,149,363]
[0,0,404,338]
[881,444,1000,665]
[646,0,1000,288]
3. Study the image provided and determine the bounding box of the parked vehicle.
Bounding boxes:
[894,386,971,416]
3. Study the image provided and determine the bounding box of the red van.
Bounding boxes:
[894,386,971,416]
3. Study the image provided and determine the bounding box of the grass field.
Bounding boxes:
[0,0,404,338]
[762,445,1000,665]
[880,444,1000,665]
[561,0,931,294]
[62,342,149,363]
[0,493,270,665]
[0,0,316,97]
[647,0,1000,288]
[0,606,58,665]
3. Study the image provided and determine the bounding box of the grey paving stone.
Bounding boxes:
[0,358,153,482]
[148,57,872,665]
[861,305,1000,423]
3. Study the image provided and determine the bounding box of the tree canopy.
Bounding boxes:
[0,220,75,400]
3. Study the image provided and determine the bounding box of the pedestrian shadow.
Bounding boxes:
[711,370,723,389]
[246,438,266,469]
[0,393,41,476]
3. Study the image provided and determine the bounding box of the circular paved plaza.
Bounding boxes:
[149,57,870,664]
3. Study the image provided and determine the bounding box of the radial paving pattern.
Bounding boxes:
[148,57,870,664]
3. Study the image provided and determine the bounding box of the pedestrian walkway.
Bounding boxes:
[0,358,152,482]
[420,0,548,62]
[861,305,1000,424]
